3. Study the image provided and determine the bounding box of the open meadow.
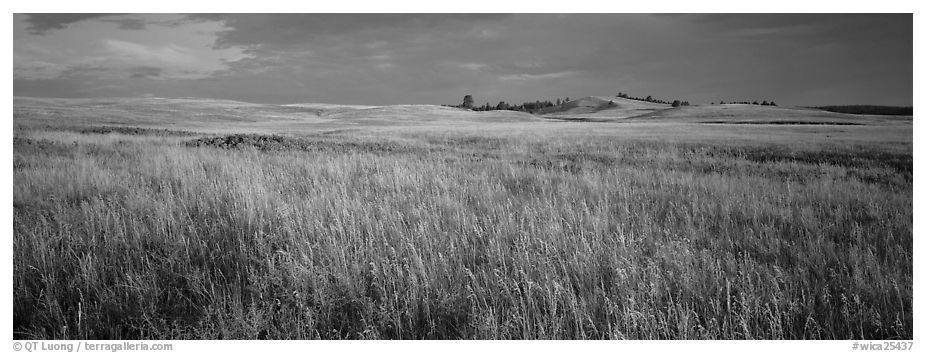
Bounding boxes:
[12,97,913,339]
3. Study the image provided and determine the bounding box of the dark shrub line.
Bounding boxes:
[812,105,913,116]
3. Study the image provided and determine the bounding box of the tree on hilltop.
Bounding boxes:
[462,95,474,109]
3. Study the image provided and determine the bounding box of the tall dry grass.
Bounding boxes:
[13,128,912,339]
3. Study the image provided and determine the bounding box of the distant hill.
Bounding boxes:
[302,104,543,124]
[625,104,912,125]
[541,96,670,121]
[811,105,913,116]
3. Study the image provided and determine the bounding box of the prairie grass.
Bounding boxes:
[13,127,912,339]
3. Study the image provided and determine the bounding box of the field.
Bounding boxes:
[12,97,913,339]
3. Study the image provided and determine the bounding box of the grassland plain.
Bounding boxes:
[12,105,912,340]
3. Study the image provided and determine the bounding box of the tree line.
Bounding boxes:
[615,92,689,107]
[447,94,917,116]
[446,95,575,114]
[448,92,698,114]
[713,100,777,106]
[447,93,793,113]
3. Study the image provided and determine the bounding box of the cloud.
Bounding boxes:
[365,54,393,61]
[15,14,248,90]
[186,13,510,49]
[96,38,243,79]
[14,62,110,80]
[499,71,577,81]
[60,64,110,77]
[14,61,69,80]
[513,60,544,69]
[682,13,912,42]
[374,63,395,70]
[128,66,162,79]
[103,39,196,65]
[459,63,488,71]
[23,14,118,34]
[102,18,147,30]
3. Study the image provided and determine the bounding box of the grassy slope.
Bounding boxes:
[12,98,913,340]
[14,97,543,133]
[627,104,912,125]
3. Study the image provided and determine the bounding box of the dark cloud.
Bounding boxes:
[684,13,912,45]
[61,64,109,77]
[128,66,162,79]
[187,13,510,49]
[23,13,119,34]
[673,14,912,105]
[102,18,147,30]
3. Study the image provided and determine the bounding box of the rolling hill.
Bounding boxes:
[14,97,544,133]
[14,96,910,137]
[542,96,670,120]
[625,103,912,125]
[538,96,911,125]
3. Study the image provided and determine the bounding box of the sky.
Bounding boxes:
[13,13,913,106]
